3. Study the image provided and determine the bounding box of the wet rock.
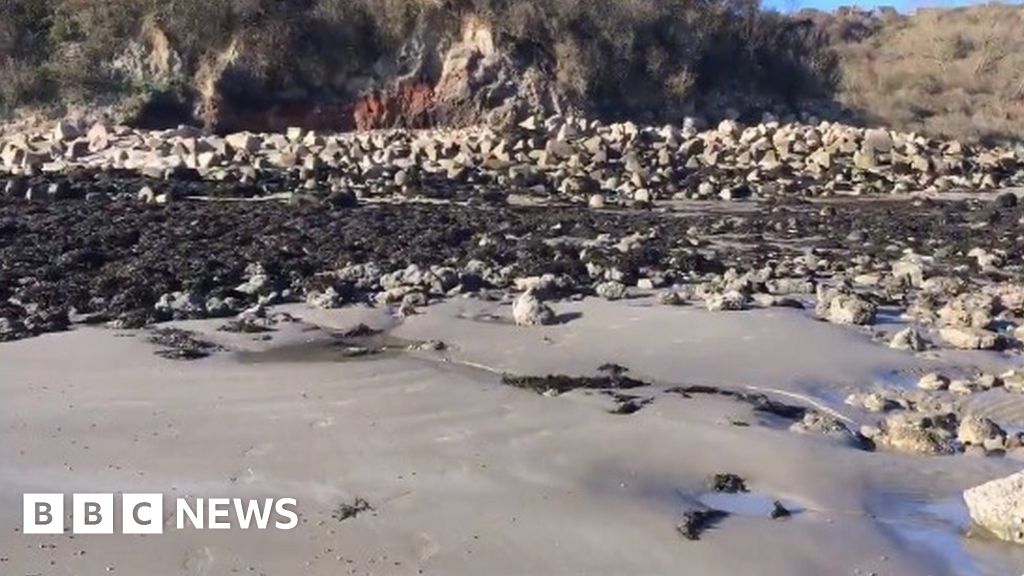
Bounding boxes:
[1002,371,1024,393]
[872,412,958,455]
[949,379,979,396]
[816,286,876,325]
[789,411,864,447]
[306,286,344,309]
[957,415,1006,450]
[148,328,221,360]
[891,255,928,287]
[846,392,901,413]
[890,327,928,351]
[659,291,687,306]
[964,471,1024,544]
[766,278,815,295]
[939,326,1001,350]
[938,293,997,330]
[917,372,950,392]
[0,316,26,342]
[235,263,275,297]
[708,473,748,493]
[512,290,555,326]
[408,339,446,352]
[704,290,747,312]
[770,501,791,520]
[677,509,729,541]
[154,291,206,320]
[595,280,628,301]
[502,370,649,395]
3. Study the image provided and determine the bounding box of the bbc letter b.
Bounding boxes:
[23,494,64,534]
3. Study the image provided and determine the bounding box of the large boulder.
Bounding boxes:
[964,471,1024,544]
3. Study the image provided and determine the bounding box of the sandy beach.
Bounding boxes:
[3,297,1024,575]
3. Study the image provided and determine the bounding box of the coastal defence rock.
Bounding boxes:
[964,471,1024,544]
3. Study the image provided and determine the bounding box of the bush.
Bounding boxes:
[823,4,1024,144]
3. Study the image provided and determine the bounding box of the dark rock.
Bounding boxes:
[677,509,729,541]
[708,473,748,493]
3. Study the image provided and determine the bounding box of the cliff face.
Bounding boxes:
[1,0,841,133]
[116,14,566,134]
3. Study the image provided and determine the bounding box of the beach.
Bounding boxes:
[3,298,1024,575]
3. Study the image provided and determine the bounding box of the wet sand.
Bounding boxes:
[3,298,1024,575]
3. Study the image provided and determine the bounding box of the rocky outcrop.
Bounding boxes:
[354,83,436,131]
[163,14,564,135]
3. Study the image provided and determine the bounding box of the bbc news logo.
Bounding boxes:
[23,494,298,534]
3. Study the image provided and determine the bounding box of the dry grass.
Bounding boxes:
[828,4,1024,144]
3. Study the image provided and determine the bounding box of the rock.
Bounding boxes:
[205,296,240,318]
[816,287,876,325]
[770,501,791,520]
[1003,371,1024,393]
[677,509,729,541]
[513,290,555,326]
[949,379,977,395]
[306,287,344,309]
[595,281,627,301]
[0,316,26,341]
[705,290,747,311]
[659,291,686,306]
[790,411,862,446]
[137,186,157,203]
[972,373,1001,391]
[891,255,928,287]
[226,132,261,154]
[719,185,752,201]
[864,128,893,153]
[235,263,273,296]
[862,392,899,413]
[957,415,1006,448]
[87,123,110,152]
[708,473,747,493]
[938,293,997,329]
[588,194,606,209]
[326,189,358,208]
[964,471,1024,544]
[874,413,958,455]
[154,291,206,320]
[3,177,27,198]
[53,120,81,142]
[994,191,1018,209]
[917,372,949,391]
[939,326,1001,350]
[766,278,815,295]
[890,327,928,351]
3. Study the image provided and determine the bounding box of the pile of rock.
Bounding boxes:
[2,114,1022,204]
